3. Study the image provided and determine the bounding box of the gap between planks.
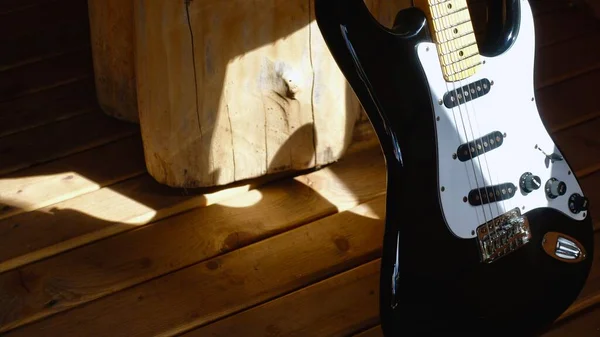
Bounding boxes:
[1,109,598,274]
[4,196,599,337]
[0,121,599,334]
[0,0,595,222]
[0,120,379,272]
[1,60,597,223]
[0,145,387,334]
[0,78,98,138]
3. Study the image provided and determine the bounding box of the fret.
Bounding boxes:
[440,39,477,56]
[437,21,474,44]
[431,9,472,32]
[413,0,481,82]
[430,0,468,20]
[444,56,481,81]
[440,43,479,66]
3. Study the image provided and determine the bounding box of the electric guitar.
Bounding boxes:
[314,0,594,335]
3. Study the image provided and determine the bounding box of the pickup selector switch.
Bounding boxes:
[545,178,567,199]
[520,172,541,193]
[568,193,589,214]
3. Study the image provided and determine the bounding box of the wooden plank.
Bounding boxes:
[192,171,600,337]
[552,117,600,178]
[559,233,600,320]
[0,0,57,15]
[0,110,138,176]
[0,79,97,137]
[0,17,90,71]
[536,33,600,89]
[530,0,579,17]
[580,0,600,19]
[0,0,88,42]
[0,174,248,274]
[534,7,600,49]
[0,48,93,102]
[543,305,600,336]
[0,118,377,273]
[354,326,383,337]
[185,260,381,337]
[0,192,386,335]
[579,171,600,231]
[537,69,600,133]
[0,135,145,222]
[0,146,386,333]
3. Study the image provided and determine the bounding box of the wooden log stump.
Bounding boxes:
[87,0,138,123]
[89,0,411,188]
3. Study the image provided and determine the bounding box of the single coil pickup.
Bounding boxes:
[457,131,504,162]
[443,78,491,108]
[468,182,517,206]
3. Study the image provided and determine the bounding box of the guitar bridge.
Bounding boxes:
[476,208,532,263]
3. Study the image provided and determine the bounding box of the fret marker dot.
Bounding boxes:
[454,28,459,34]
[459,51,464,57]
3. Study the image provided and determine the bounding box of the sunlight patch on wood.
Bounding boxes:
[348,201,384,220]
[0,172,100,220]
[217,189,263,208]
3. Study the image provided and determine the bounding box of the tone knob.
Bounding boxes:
[545,178,567,199]
[569,193,589,214]
[520,172,541,193]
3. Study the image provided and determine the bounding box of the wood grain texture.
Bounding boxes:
[88,0,138,123]
[2,1,600,336]
[552,117,600,178]
[0,15,89,71]
[0,136,145,222]
[0,48,93,102]
[0,146,385,333]
[0,79,97,138]
[354,326,384,337]
[185,260,381,337]
[543,305,600,336]
[133,0,394,188]
[579,171,600,232]
[0,116,377,272]
[0,110,138,176]
[536,32,600,89]
[559,231,600,319]
[0,0,87,43]
[0,0,56,15]
[581,0,600,19]
[0,195,386,336]
[536,69,600,133]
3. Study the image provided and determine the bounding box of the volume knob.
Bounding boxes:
[520,172,541,193]
[545,178,567,199]
[568,193,589,214]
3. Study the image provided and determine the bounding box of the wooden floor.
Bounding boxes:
[1,0,600,336]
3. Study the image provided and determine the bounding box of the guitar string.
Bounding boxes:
[436,23,491,237]
[456,75,501,221]
[449,77,495,230]
[454,1,512,218]
[444,75,484,231]
[451,1,513,250]
[436,2,495,239]
[463,70,513,217]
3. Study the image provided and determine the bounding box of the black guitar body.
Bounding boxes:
[313,1,594,335]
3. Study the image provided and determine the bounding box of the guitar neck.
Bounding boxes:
[413,0,481,82]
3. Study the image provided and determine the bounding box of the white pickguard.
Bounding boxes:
[416,0,588,239]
